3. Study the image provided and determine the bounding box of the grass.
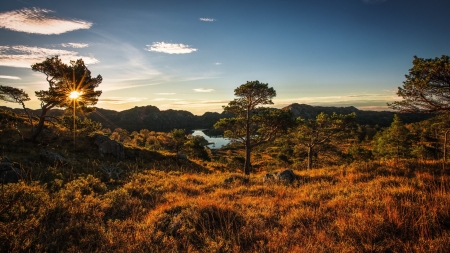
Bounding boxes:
[1,118,450,252]
[2,159,450,252]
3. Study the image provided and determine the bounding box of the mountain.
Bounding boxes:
[1,103,433,132]
[283,103,432,127]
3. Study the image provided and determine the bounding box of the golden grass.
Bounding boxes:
[1,159,450,252]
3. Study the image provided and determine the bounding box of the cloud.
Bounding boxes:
[200,18,216,22]
[214,62,222,65]
[145,42,198,54]
[153,98,180,101]
[0,7,92,35]
[155,93,176,95]
[99,97,147,105]
[61,43,89,48]
[0,75,21,80]
[193,88,214,93]
[0,45,99,68]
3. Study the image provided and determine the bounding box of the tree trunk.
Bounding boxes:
[244,106,251,175]
[444,129,449,170]
[28,107,49,142]
[244,144,251,175]
[307,146,313,170]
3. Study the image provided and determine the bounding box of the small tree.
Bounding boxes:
[214,80,295,175]
[293,112,356,170]
[0,85,34,132]
[389,55,450,113]
[373,114,411,162]
[30,56,102,141]
[170,129,186,156]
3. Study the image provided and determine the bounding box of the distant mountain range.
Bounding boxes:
[1,103,433,132]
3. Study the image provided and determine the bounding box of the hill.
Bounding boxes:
[283,103,432,127]
[1,103,432,132]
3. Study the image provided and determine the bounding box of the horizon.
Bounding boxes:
[1,0,449,115]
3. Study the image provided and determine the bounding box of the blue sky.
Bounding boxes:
[0,0,449,115]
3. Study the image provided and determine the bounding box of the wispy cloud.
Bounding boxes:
[153,98,180,101]
[193,88,214,93]
[0,7,92,35]
[200,18,216,22]
[0,75,21,80]
[214,62,222,65]
[0,45,99,68]
[61,43,89,48]
[99,97,147,105]
[155,93,176,95]
[145,42,198,54]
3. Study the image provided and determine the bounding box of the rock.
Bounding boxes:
[39,151,68,164]
[276,169,296,182]
[263,173,276,183]
[93,134,125,159]
[0,162,23,183]
[176,154,188,160]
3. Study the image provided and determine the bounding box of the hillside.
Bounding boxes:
[283,103,433,127]
[1,103,432,133]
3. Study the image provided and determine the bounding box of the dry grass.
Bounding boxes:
[2,159,450,252]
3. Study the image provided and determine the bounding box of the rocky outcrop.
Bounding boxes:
[93,134,125,159]
[39,151,68,164]
[0,157,23,183]
[263,169,297,183]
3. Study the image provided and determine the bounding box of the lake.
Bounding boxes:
[191,130,230,149]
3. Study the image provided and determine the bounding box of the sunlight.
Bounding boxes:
[69,91,81,99]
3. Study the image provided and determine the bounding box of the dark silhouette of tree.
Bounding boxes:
[293,112,356,170]
[389,55,450,113]
[0,85,34,132]
[214,80,295,175]
[30,56,102,141]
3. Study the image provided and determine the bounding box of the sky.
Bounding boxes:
[0,0,449,115]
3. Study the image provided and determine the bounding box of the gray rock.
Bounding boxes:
[276,169,296,182]
[263,173,276,183]
[0,162,23,183]
[93,134,125,159]
[176,154,188,160]
[39,151,68,164]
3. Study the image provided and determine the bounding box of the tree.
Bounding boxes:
[373,114,411,162]
[30,56,102,141]
[170,129,186,156]
[389,55,450,113]
[214,80,295,175]
[0,86,34,132]
[292,112,356,170]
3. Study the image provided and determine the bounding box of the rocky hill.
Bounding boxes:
[1,103,433,132]
[283,103,432,127]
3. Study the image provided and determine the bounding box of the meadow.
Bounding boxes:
[1,134,450,252]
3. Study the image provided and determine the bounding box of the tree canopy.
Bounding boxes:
[292,112,356,170]
[29,56,102,141]
[214,80,295,175]
[389,55,450,113]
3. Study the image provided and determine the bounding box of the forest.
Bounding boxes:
[1,55,450,252]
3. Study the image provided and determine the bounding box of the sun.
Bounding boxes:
[69,91,81,99]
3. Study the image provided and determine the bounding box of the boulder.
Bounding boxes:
[93,134,125,159]
[176,154,188,160]
[0,162,23,183]
[39,151,68,164]
[276,169,296,182]
[263,173,276,183]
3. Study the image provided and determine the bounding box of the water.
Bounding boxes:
[191,130,230,149]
